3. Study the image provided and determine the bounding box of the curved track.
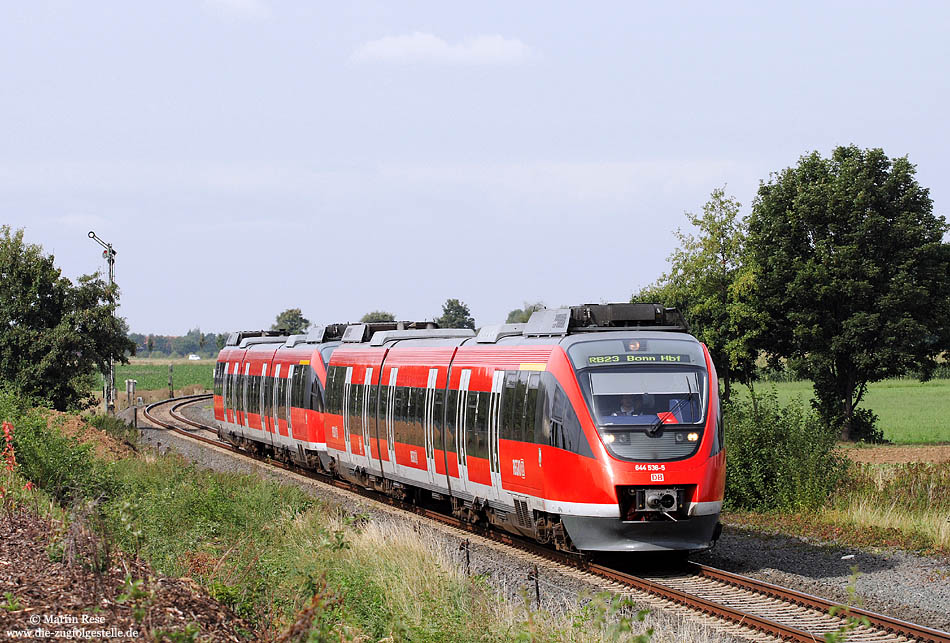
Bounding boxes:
[144,395,949,643]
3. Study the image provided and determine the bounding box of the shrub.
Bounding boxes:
[723,387,849,512]
[0,385,117,504]
[848,407,885,443]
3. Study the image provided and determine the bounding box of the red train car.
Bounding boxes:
[215,304,725,553]
[213,325,345,468]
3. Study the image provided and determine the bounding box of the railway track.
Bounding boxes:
[143,395,950,643]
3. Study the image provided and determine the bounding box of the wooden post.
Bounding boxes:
[168,364,174,398]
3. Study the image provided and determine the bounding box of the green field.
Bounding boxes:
[735,378,950,444]
[111,360,214,392]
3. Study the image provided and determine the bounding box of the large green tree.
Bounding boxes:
[271,308,311,334]
[0,226,136,410]
[747,146,950,440]
[360,311,396,323]
[633,188,760,400]
[435,298,475,329]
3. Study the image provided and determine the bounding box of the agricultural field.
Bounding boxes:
[111,359,214,392]
[734,378,950,444]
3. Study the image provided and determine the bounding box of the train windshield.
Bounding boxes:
[568,338,708,427]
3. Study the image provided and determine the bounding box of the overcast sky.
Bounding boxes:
[2,1,948,334]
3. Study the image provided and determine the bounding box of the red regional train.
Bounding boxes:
[213,303,725,552]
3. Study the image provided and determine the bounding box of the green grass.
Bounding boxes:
[734,378,950,444]
[108,361,214,392]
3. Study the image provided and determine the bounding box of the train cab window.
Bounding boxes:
[586,370,705,427]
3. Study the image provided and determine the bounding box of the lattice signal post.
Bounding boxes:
[88,231,117,414]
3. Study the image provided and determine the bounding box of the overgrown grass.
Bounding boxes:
[733,379,950,444]
[101,455,668,640]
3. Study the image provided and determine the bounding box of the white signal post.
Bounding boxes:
[88,231,117,415]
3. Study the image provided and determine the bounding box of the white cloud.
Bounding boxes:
[203,0,269,19]
[351,32,537,66]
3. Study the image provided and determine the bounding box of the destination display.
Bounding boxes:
[587,353,691,365]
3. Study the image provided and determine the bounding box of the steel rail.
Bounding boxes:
[142,396,950,643]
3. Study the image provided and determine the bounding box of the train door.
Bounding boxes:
[454,369,471,497]
[243,363,251,436]
[383,367,398,476]
[348,367,373,471]
[285,364,294,439]
[486,370,504,502]
[260,362,274,447]
[223,363,232,424]
[424,368,438,485]
[341,366,353,456]
[272,364,283,446]
[235,362,244,429]
[227,363,234,424]
[361,368,377,472]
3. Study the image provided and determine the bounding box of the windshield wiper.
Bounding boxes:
[646,375,695,437]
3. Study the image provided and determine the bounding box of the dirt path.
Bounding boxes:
[844,444,950,464]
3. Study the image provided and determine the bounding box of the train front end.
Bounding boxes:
[554,306,725,552]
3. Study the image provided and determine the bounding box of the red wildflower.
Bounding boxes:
[24,481,33,492]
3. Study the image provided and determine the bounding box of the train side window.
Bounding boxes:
[393,385,407,445]
[502,371,520,441]
[524,373,539,445]
[444,388,458,455]
[275,375,284,420]
[433,387,445,452]
[464,390,479,458]
[467,390,489,459]
[247,374,256,415]
[411,386,425,447]
[325,367,342,415]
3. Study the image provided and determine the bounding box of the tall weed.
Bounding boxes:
[724,388,849,512]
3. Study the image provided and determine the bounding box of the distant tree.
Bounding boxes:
[506,302,545,324]
[0,226,136,410]
[435,298,475,329]
[747,146,950,440]
[128,332,146,353]
[360,310,396,323]
[215,333,228,351]
[633,188,760,400]
[271,308,311,334]
[146,335,154,357]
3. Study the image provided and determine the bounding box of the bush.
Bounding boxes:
[848,407,885,443]
[0,385,118,504]
[724,388,849,512]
